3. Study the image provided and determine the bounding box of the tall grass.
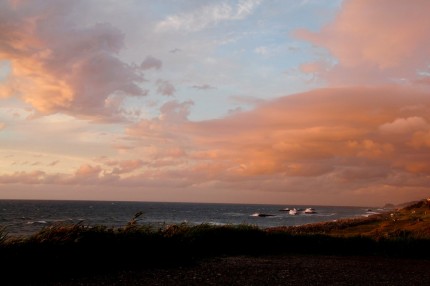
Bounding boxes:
[0,225,7,244]
[2,220,428,258]
[1,204,429,283]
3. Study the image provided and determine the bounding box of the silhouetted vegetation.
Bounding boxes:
[1,199,429,284]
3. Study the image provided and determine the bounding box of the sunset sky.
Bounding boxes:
[1,0,430,206]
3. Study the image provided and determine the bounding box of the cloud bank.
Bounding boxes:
[0,0,146,121]
[296,0,430,85]
[3,86,430,205]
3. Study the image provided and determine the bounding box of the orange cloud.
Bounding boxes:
[116,86,430,203]
[2,86,429,204]
[0,170,46,184]
[101,159,145,175]
[296,0,430,85]
[0,1,146,120]
[410,131,430,149]
[379,117,428,134]
[75,164,102,178]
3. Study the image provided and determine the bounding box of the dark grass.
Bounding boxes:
[1,199,429,284]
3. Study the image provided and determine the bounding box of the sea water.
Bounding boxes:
[0,200,382,236]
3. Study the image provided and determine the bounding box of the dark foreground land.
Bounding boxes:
[1,199,430,285]
[7,255,428,286]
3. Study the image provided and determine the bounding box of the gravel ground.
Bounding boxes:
[11,255,430,286]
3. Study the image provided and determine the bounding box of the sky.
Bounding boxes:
[1,0,430,206]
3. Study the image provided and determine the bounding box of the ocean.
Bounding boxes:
[0,200,382,236]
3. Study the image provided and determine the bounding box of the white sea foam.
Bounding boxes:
[207,222,226,226]
[26,220,48,225]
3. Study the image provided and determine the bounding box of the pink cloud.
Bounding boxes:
[296,0,430,85]
[116,87,430,203]
[0,163,116,186]
[141,56,162,71]
[0,0,146,120]
[410,131,430,149]
[379,117,428,134]
[2,86,429,204]
[0,171,46,184]
[101,159,145,175]
[127,100,193,142]
[156,79,176,96]
[75,164,101,177]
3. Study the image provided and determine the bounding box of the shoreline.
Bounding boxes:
[1,199,429,285]
[0,200,382,237]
